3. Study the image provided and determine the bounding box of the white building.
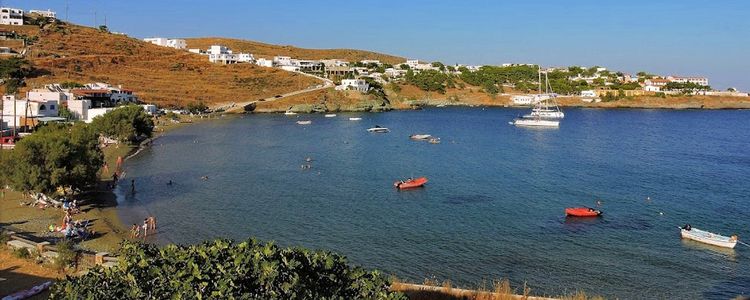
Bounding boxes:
[85,108,114,123]
[237,53,255,63]
[667,76,709,86]
[255,58,273,67]
[384,68,407,78]
[512,95,536,105]
[1,95,59,128]
[143,38,186,50]
[405,59,420,68]
[280,65,300,72]
[27,89,70,104]
[335,79,369,93]
[207,45,237,64]
[84,82,138,104]
[29,9,56,18]
[0,7,23,25]
[580,90,601,102]
[188,48,205,54]
[67,99,92,121]
[360,60,381,65]
[273,56,293,66]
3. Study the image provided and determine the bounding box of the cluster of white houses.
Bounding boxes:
[1,83,157,132]
[0,7,56,26]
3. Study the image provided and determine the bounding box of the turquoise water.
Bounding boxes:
[116,108,750,299]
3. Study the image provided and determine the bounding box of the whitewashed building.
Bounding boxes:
[0,7,23,25]
[667,76,709,86]
[67,99,92,121]
[207,45,237,64]
[273,56,293,66]
[143,38,187,50]
[237,53,255,63]
[1,95,59,128]
[360,60,381,65]
[255,58,273,67]
[335,79,369,93]
[29,9,56,18]
[512,95,536,105]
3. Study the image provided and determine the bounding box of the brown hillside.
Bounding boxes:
[185,38,405,65]
[5,24,318,108]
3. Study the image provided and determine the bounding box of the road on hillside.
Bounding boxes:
[224,72,334,113]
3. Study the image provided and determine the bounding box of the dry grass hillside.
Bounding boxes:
[186,38,405,65]
[4,23,319,108]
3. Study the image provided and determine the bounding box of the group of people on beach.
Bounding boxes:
[130,216,156,239]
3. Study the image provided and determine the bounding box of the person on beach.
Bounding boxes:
[142,219,149,237]
[130,223,139,238]
[148,216,156,231]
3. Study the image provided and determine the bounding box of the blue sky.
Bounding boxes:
[13,0,750,90]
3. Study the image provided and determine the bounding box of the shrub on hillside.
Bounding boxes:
[50,239,406,300]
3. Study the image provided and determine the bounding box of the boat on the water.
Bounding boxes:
[296,120,312,125]
[524,107,565,119]
[394,177,428,189]
[324,114,337,118]
[680,225,738,249]
[565,207,602,217]
[513,117,559,127]
[367,126,390,133]
[284,111,297,116]
[410,134,432,140]
[349,117,362,121]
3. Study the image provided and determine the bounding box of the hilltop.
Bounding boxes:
[4,23,319,108]
[185,37,405,65]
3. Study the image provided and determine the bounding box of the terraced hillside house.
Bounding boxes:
[0,7,23,25]
[208,45,238,64]
[144,37,187,49]
[335,79,369,93]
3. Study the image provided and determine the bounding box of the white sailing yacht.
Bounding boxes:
[512,66,561,127]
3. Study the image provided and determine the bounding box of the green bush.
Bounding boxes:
[13,247,31,259]
[91,105,154,143]
[50,239,406,299]
[54,239,77,271]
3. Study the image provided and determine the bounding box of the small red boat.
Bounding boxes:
[565,207,602,217]
[394,177,428,189]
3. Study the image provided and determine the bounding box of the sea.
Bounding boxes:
[116,107,750,299]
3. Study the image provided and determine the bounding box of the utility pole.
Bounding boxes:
[65,0,69,22]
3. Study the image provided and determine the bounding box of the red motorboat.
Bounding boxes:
[565,207,602,217]
[394,177,428,189]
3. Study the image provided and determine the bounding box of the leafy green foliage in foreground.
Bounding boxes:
[51,239,406,300]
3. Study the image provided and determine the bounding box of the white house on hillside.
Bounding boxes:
[29,9,56,18]
[335,79,369,93]
[0,7,24,25]
[667,76,709,86]
[255,58,273,67]
[273,56,293,66]
[237,53,255,63]
[144,38,187,50]
[208,45,238,64]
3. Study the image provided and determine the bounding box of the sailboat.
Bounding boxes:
[512,66,561,127]
[524,67,564,119]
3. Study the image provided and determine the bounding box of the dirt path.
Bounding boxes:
[223,71,334,113]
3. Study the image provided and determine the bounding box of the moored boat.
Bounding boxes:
[324,114,337,118]
[349,117,362,121]
[296,120,312,125]
[394,177,428,189]
[513,118,559,127]
[284,111,297,115]
[565,207,602,217]
[679,225,738,249]
[410,134,432,140]
[367,126,389,133]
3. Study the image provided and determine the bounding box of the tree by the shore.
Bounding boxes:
[91,105,154,144]
[50,239,407,300]
[4,123,103,195]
